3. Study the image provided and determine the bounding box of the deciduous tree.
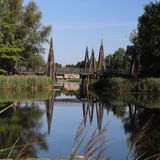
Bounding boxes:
[0,0,51,74]
[138,2,160,77]
[105,48,130,72]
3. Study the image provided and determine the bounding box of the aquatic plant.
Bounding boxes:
[70,120,110,160]
[126,118,160,160]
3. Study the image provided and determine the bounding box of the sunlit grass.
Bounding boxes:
[0,76,53,91]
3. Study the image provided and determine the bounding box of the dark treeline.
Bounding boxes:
[127,2,160,77]
[108,2,160,78]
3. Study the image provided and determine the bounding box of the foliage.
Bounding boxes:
[0,0,51,74]
[0,0,24,74]
[65,64,76,68]
[92,77,160,94]
[126,2,160,77]
[76,60,85,68]
[65,60,85,68]
[0,68,7,74]
[105,48,130,72]
[126,30,141,77]
[0,75,53,91]
[138,2,160,77]
[0,102,48,159]
[19,1,51,68]
[26,54,46,72]
[55,63,62,68]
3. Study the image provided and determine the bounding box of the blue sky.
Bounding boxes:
[24,0,158,65]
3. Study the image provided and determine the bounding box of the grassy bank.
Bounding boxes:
[0,76,53,91]
[92,77,160,94]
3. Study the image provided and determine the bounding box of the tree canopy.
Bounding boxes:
[138,2,160,77]
[0,0,51,74]
[105,48,130,72]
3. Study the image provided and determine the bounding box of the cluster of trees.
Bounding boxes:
[67,1,160,78]
[105,2,160,77]
[126,2,160,77]
[105,48,130,72]
[1,1,159,77]
[0,0,51,74]
[64,61,85,68]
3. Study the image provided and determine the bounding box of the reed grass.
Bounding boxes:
[70,120,110,160]
[0,76,53,91]
[126,117,160,160]
[69,118,160,160]
[126,118,151,160]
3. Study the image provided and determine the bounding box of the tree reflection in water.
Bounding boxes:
[50,85,160,159]
[93,91,160,159]
[79,84,160,159]
[0,85,160,159]
[0,102,48,159]
[123,105,160,159]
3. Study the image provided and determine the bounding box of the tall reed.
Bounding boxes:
[0,75,53,91]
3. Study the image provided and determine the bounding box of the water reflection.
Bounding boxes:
[0,82,160,159]
[0,102,48,159]
[80,85,160,159]
[122,105,160,159]
[45,98,54,135]
[96,93,160,159]
[82,102,104,131]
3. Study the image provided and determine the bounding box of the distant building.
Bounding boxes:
[64,74,80,79]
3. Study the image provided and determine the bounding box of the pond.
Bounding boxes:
[0,82,160,160]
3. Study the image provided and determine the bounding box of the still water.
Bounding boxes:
[0,82,160,159]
